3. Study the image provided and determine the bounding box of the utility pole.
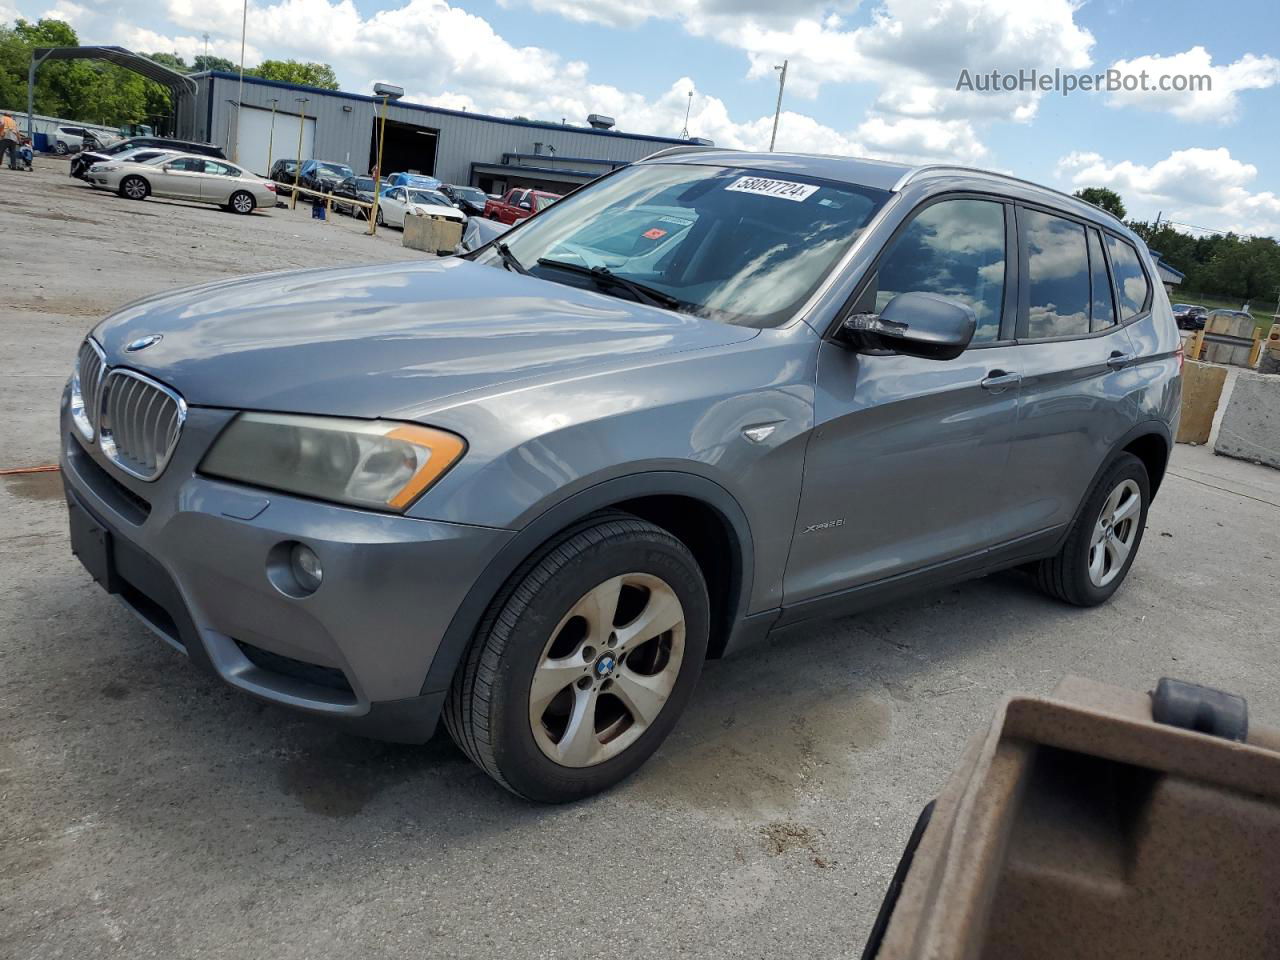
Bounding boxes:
[234,0,248,162]
[202,33,210,61]
[367,83,404,236]
[290,97,309,211]
[266,98,278,175]
[769,59,788,152]
[680,90,692,139]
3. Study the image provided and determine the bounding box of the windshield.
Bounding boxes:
[355,177,375,192]
[408,190,450,205]
[317,163,354,178]
[482,163,889,327]
[533,194,560,211]
[454,187,486,201]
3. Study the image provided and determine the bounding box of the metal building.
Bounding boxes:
[192,71,708,191]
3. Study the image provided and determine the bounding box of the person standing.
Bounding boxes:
[0,113,21,170]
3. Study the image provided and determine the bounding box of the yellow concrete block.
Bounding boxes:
[1176,359,1228,444]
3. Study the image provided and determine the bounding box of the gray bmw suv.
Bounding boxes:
[61,149,1181,801]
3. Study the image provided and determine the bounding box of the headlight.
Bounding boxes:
[200,413,466,512]
[93,164,119,172]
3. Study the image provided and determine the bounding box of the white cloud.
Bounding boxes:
[1105,46,1280,123]
[1057,147,1280,236]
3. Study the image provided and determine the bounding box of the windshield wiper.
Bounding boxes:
[536,259,683,311]
[494,241,529,275]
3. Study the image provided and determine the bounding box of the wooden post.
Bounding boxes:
[1189,328,1205,361]
[1248,327,1264,368]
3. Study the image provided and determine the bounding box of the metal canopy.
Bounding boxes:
[26,46,199,137]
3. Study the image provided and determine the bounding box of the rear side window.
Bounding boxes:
[1105,235,1151,319]
[874,198,1007,342]
[1024,209,1090,339]
[1087,229,1116,330]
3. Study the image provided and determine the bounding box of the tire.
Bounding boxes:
[54,141,68,155]
[1034,452,1150,606]
[119,176,149,201]
[229,191,255,215]
[445,512,710,803]
[375,208,385,227]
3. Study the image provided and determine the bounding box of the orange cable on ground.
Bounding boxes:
[0,465,60,476]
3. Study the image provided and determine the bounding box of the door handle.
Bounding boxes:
[1107,351,1134,370]
[980,370,1021,393]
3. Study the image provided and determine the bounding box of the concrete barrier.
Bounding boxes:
[1214,372,1280,468]
[1176,360,1228,444]
[1261,323,1280,376]
[1202,312,1258,367]
[403,215,463,256]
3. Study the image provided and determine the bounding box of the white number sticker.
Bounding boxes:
[724,176,819,202]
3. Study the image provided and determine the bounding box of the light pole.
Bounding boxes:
[266,98,278,175]
[769,59,788,152]
[290,96,309,210]
[680,90,692,139]
[367,82,404,237]
[234,0,248,162]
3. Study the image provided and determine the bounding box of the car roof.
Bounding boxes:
[638,147,1132,234]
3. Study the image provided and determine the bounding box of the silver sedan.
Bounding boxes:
[87,153,278,214]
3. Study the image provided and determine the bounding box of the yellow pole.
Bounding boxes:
[234,0,247,163]
[368,95,389,237]
[290,98,308,211]
[266,99,277,175]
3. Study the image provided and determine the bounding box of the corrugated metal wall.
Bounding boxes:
[197,74,689,184]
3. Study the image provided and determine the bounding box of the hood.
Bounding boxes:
[93,258,757,419]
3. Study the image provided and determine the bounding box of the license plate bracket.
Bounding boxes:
[68,502,117,592]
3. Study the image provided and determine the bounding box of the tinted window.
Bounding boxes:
[1087,228,1115,330]
[1024,209,1090,339]
[205,161,240,176]
[874,198,1006,342]
[169,157,205,172]
[1105,235,1150,319]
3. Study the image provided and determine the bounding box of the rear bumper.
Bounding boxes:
[60,399,513,742]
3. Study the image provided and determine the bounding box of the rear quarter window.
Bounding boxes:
[1105,235,1151,319]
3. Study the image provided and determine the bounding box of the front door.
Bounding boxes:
[153,156,206,200]
[784,196,1021,607]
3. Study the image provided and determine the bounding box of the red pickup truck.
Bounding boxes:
[483,188,562,224]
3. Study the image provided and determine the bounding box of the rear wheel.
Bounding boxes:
[119,176,149,200]
[1034,453,1149,606]
[375,208,385,227]
[229,191,255,215]
[54,141,68,155]
[445,513,709,802]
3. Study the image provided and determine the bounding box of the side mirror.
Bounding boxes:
[841,291,976,361]
[519,201,533,210]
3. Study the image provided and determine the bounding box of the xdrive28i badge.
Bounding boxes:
[125,334,163,352]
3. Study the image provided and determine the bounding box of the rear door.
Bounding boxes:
[198,160,241,204]
[998,207,1145,538]
[784,195,1023,606]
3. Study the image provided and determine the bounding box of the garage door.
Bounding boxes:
[234,106,314,177]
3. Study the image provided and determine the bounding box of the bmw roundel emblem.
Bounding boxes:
[595,655,616,677]
[125,334,163,352]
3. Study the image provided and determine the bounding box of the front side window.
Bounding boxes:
[491,163,889,327]
[1024,209,1091,339]
[874,198,1007,343]
[1105,235,1151,319]
[1087,228,1116,330]
[169,157,205,173]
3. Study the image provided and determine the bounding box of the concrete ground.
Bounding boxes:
[3,158,1279,960]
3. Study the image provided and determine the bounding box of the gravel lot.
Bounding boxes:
[3,157,1279,960]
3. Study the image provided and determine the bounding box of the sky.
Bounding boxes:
[5,0,1279,237]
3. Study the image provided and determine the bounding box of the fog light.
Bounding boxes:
[291,543,323,592]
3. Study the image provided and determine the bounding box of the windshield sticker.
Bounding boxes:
[643,228,668,240]
[725,176,819,202]
[658,216,694,226]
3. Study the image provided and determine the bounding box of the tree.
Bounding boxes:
[253,59,339,90]
[1073,186,1126,219]
[193,54,236,73]
[147,51,188,71]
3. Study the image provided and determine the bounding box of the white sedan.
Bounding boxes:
[375,186,467,229]
[87,153,278,214]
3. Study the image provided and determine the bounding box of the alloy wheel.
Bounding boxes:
[529,573,686,768]
[1088,478,1141,587]
[123,178,147,200]
[231,192,253,214]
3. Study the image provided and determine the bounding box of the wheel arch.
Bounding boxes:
[420,471,754,695]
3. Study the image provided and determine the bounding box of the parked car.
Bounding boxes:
[374,185,467,228]
[386,172,443,190]
[484,187,561,224]
[440,183,489,217]
[269,158,299,185]
[50,125,97,154]
[72,136,225,180]
[1172,303,1208,330]
[332,175,386,217]
[60,150,1180,802]
[89,153,277,214]
[84,147,181,187]
[298,159,356,197]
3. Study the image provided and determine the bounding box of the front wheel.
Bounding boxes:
[445,513,709,802]
[119,176,149,200]
[1034,452,1150,606]
[229,191,255,215]
[375,208,385,227]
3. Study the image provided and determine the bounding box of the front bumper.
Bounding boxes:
[59,397,513,742]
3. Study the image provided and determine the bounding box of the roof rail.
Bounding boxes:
[892,164,1123,224]
[641,144,721,162]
